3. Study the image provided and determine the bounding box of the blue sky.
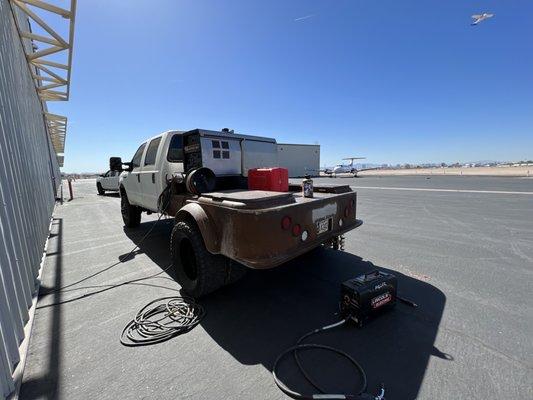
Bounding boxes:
[48,0,533,172]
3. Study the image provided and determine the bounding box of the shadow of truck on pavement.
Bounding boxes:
[124,220,448,399]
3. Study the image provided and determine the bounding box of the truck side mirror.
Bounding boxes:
[110,157,123,172]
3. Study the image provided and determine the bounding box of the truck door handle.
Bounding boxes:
[137,174,140,183]
[152,173,155,184]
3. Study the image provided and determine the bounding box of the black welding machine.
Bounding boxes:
[340,270,398,326]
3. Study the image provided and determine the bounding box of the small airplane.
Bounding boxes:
[471,13,494,25]
[322,157,381,177]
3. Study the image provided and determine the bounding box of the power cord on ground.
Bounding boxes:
[272,319,385,400]
[37,264,174,309]
[41,183,207,344]
[41,212,167,296]
[40,183,173,299]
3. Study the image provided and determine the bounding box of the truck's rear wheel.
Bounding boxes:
[121,191,141,228]
[97,182,105,195]
[170,220,245,297]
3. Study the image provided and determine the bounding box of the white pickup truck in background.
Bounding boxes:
[96,170,120,194]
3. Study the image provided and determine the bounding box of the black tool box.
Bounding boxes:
[340,270,397,326]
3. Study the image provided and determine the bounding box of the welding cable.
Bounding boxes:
[272,319,370,400]
[42,183,173,296]
[120,296,205,347]
[40,212,167,295]
[37,264,175,309]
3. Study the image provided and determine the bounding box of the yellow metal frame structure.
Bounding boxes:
[45,112,67,153]
[9,0,77,166]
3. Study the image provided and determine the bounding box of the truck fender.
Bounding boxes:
[175,203,220,254]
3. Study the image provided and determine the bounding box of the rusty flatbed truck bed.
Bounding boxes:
[169,185,362,270]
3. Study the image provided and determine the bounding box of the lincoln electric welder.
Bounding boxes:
[340,270,398,326]
[273,269,411,399]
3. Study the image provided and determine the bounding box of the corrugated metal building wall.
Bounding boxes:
[0,1,61,397]
[277,143,320,177]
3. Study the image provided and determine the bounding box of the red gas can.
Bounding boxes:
[248,168,289,192]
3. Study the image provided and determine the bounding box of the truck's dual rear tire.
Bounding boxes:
[121,192,141,228]
[170,220,246,298]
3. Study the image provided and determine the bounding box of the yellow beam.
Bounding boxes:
[32,59,68,70]
[8,0,76,163]
[19,0,71,18]
[27,45,64,60]
[12,0,68,47]
[20,31,61,46]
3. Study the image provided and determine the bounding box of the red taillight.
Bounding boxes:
[344,206,350,218]
[281,216,291,230]
[292,224,301,236]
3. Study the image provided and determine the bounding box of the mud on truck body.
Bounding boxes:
[110,128,362,297]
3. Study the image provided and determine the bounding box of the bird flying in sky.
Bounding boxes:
[471,13,494,25]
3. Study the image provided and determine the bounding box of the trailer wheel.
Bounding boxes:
[97,183,105,195]
[121,191,141,228]
[171,220,242,297]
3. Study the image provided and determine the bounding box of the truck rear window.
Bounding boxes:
[167,134,183,162]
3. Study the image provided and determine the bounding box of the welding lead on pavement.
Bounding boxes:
[272,318,386,400]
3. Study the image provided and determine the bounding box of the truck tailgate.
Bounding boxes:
[195,189,362,269]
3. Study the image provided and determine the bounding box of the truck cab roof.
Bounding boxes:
[141,129,184,145]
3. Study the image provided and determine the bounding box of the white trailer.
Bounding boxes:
[277,143,320,177]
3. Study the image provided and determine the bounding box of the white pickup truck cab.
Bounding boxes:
[96,170,120,194]
[119,130,184,217]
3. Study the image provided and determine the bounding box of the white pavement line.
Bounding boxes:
[352,186,533,195]
[61,239,132,257]
[66,233,127,246]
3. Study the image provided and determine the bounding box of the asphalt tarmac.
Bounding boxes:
[19,176,533,399]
